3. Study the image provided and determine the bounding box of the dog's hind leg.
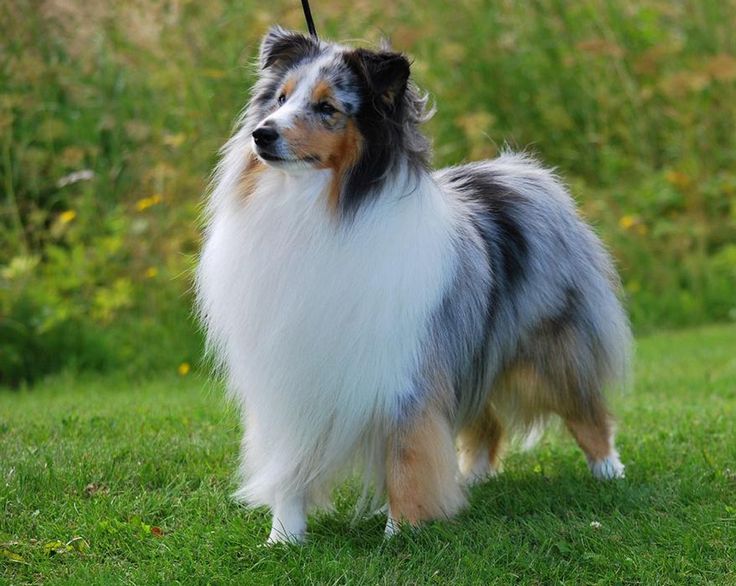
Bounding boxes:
[385,403,466,536]
[457,403,505,485]
[529,316,626,480]
[545,357,624,480]
[564,406,624,480]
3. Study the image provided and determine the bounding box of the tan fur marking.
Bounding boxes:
[239,153,265,199]
[282,77,296,98]
[281,118,363,212]
[493,362,557,425]
[386,404,466,526]
[458,403,505,469]
[565,416,614,461]
[311,79,333,103]
[493,358,609,423]
[326,120,362,211]
[491,358,614,462]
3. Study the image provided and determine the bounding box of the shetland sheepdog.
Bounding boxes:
[195,26,631,544]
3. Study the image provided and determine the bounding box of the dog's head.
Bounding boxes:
[245,26,431,211]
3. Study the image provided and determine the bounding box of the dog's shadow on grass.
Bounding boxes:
[230,453,672,566]
[282,462,661,554]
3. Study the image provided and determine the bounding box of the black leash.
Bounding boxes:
[301,0,318,40]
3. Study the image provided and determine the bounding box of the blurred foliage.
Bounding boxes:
[1,0,735,386]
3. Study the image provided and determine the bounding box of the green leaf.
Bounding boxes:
[0,548,28,564]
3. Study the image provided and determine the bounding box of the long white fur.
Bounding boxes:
[196,134,461,536]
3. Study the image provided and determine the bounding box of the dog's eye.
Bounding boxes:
[277,94,286,106]
[317,101,337,116]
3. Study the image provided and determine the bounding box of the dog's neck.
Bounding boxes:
[267,156,431,216]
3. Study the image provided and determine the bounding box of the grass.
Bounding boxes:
[1,324,735,585]
[3,0,736,386]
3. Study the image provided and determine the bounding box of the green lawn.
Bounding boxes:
[1,325,735,585]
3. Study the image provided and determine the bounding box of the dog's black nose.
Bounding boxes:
[252,125,279,147]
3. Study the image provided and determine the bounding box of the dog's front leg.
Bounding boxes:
[267,493,306,545]
[385,403,467,536]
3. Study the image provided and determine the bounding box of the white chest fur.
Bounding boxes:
[196,164,457,503]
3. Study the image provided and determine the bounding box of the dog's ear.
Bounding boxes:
[347,49,411,108]
[259,26,318,70]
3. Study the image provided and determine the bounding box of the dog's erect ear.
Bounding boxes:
[259,26,318,70]
[347,49,411,108]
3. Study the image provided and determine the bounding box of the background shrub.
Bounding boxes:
[1,0,734,386]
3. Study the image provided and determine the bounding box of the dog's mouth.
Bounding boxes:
[258,152,294,163]
[255,146,320,166]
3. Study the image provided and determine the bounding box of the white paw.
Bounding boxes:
[266,527,305,545]
[384,515,400,538]
[383,515,421,538]
[588,451,625,480]
[267,495,306,545]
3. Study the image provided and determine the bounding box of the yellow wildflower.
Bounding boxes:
[59,210,77,223]
[618,214,638,230]
[178,362,191,376]
[145,267,158,278]
[135,194,163,212]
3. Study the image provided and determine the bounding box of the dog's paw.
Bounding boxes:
[384,516,400,538]
[384,516,420,539]
[266,528,305,546]
[588,451,625,480]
